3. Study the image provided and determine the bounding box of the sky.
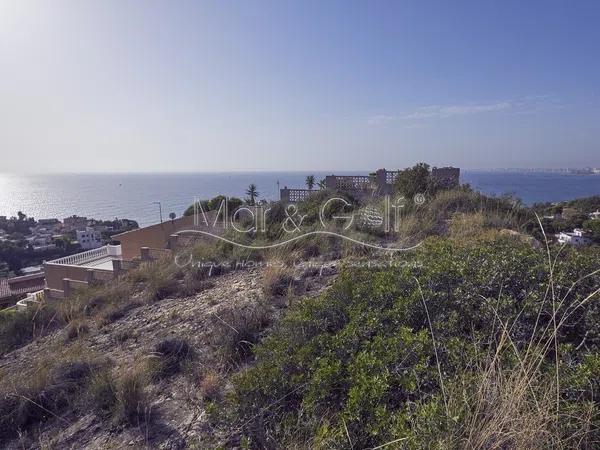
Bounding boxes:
[1,0,599,173]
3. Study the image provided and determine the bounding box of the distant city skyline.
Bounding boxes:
[1,1,599,172]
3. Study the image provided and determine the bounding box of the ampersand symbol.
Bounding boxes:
[282,204,304,233]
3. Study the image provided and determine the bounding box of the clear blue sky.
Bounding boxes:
[1,0,599,172]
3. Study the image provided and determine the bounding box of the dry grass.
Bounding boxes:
[0,344,100,442]
[65,318,89,341]
[0,301,59,355]
[56,281,134,325]
[421,219,600,450]
[87,368,118,417]
[179,268,215,296]
[212,304,272,368]
[262,263,294,297]
[394,213,429,246]
[457,363,556,449]
[200,371,222,401]
[146,337,194,380]
[141,262,181,302]
[115,366,151,426]
[449,212,487,240]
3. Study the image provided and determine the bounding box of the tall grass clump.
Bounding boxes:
[0,346,103,443]
[212,304,272,369]
[262,263,294,297]
[146,337,194,380]
[0,301,59,356]
[114,366,152,426]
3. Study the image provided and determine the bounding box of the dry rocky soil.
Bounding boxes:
[0,261,339,449]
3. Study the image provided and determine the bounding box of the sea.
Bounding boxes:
[0,171,599,227]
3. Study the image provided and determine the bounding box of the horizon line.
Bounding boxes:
[2,166,599,176]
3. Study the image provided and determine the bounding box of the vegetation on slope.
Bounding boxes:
[1,184,599,448]
[232,237,600,449]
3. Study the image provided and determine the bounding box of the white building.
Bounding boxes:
[589,210,600,220]
[76,227,103,250]
[557,229,591,246]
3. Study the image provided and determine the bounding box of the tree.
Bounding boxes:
[246,184,259,206]
[305,175,315,190]
[184,196,244,217]
[583,219,600,243]
[317,178,326,190]
[183,199,210,216]
[394,162,432,200]
[228,197,243,214]
[17,211,26,221]
[208,195,227,211]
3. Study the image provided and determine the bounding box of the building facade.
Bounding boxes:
[280,167,460,203]
[76,227,103,249]
[557,229,591,246]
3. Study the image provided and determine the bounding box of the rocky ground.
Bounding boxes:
[0,260,339,449]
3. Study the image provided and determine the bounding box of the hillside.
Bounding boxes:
[0,258,338,449]
[1,188,599,449]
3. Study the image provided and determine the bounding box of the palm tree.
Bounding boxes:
[246,183,259,206]
[317,178,326,190]
[305,175,315,190]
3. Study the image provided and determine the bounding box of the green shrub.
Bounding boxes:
[232,237,600,448]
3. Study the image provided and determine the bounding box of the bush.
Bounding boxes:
[232,237,600,448]
[394,162,434,199]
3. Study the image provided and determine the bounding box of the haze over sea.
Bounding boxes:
[0,171,599,227]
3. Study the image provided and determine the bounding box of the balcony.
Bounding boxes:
[46,244,122,270]
[44,245,123,296]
